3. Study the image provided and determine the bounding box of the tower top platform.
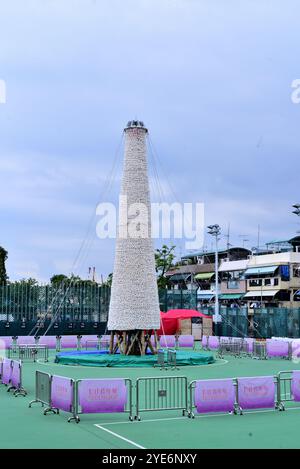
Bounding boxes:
[125,120,148,132]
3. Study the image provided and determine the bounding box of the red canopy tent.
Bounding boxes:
[157,309,210,336]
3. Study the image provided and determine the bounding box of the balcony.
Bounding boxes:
[247,276,291,291]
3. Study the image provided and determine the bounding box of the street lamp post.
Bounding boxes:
[292,204,300,238]
[207,224,222,331]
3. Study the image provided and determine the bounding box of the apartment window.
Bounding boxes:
[293,266,300,278]
[280,265,290,281]
[227,280,240,289]
[249,279,262,287]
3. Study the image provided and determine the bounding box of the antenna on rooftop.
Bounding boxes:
[239,234,249,249]
[225,223,232,250]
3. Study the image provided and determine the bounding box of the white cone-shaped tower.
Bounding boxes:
[107,121,160,331]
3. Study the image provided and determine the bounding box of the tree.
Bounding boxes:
[0,246,8,284]
[105,273,113,287]
[11,277,39,287]
[155,244,176,289]
[50,273,97,288]
[50,274,69,287]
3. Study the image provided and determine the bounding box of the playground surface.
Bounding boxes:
[1,348,300,449]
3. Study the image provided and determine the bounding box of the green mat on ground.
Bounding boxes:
[55,350,215,367]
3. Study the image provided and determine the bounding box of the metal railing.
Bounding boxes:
[276,371,293,410]
[252,341,267,360]
[28,370,300,422]
[155,349,167,369]
[135,376,188,420]
[29,371,54,412]
[7,345,49,362]
[167,350,179,370]
[217,339,249,358]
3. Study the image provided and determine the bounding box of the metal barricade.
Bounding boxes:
[167,349,179,370]
[7,360,27,397]
[276,371,293,411]
[288,342,293,360]
[252,341,267,360]
[70,378,133,423]
[238,340,250,357]
[29,371,56,414]
[85,340,101,350]
[155,349,167,369]
[8,345,49,362]
[201,336,209,350]
[188,379,240,418]
[217,339,249,358]
[135,376,188,420]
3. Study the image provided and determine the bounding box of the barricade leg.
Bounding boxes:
[68,381,80,424]
[275,373,285,411]
[13,387,27,397]
[233,379,242,415]
[7,384,27,397]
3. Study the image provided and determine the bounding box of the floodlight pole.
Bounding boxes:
[207,224,222,331]
[292,204,300,240]
[292,204,300,218]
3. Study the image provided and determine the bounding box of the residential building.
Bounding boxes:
[219,259,248,304]
[244,250,300,308]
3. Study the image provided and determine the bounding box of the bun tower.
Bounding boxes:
[107,121,160,355]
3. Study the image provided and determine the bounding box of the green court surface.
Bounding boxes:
[1,349,300,449]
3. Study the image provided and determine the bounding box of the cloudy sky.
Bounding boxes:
[1,0,300,282]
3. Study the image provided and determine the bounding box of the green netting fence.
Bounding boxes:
[0,284,300,338]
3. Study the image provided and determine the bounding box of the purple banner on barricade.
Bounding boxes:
[81,335,98,343]
[60,336,78,349]
[178,335,194,348]
[2,358,12,385]
[150,335,156,346]
[100,335,112,347]
[245,338,254,353]
[201,336,208,348]
[291,371,300,402]
[208,336,219,350]
[237,376,275,410]
[195,379,235,413]
[220,336,230,342]
[160,335,176,348]
[10,361,21,388]
[266,339,289,358]
[0,337,13,349]
[17,336,36,346]
[78,379,127,414]
[38,336,57,349]
[292,340,300,358]
[51,375,74,412]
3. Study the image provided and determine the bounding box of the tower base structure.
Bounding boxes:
[109,330,158,356]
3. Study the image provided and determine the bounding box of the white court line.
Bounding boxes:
[94,424,146,449]
[95,406,300,427]
[95,416,187,426]
[206,358,228,367]
[36,358,93,369]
